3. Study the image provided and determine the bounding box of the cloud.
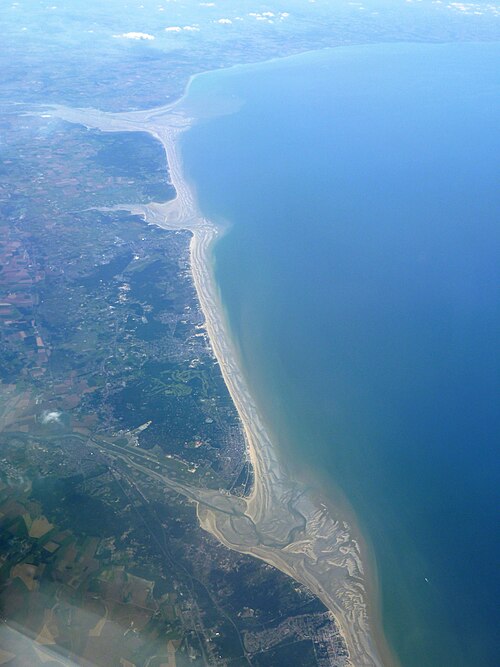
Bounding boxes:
[445,1,497,13]
[217,18,232,24]
[165,25,200,32]
[41,411,62,424]
[248,11,289,22]
[114,32,155,40]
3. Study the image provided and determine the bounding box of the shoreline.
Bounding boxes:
[47,98,397,667]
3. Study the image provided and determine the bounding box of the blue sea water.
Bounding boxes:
[180,43,500,666]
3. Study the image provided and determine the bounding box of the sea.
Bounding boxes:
[179,43,500,667]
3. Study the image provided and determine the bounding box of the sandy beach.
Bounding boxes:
[47,100,397,667]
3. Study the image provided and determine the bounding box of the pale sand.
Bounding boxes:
[46,101,397,667]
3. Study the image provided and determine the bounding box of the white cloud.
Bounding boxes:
[217,18,232,24]
[165,25,200,33]
[445,1,495,12]
[249,11,289,22]
[114,31,155,40]
[447,1,499,13]
[41,411,62,424]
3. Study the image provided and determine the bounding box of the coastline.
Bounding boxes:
[47,97,397,667]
